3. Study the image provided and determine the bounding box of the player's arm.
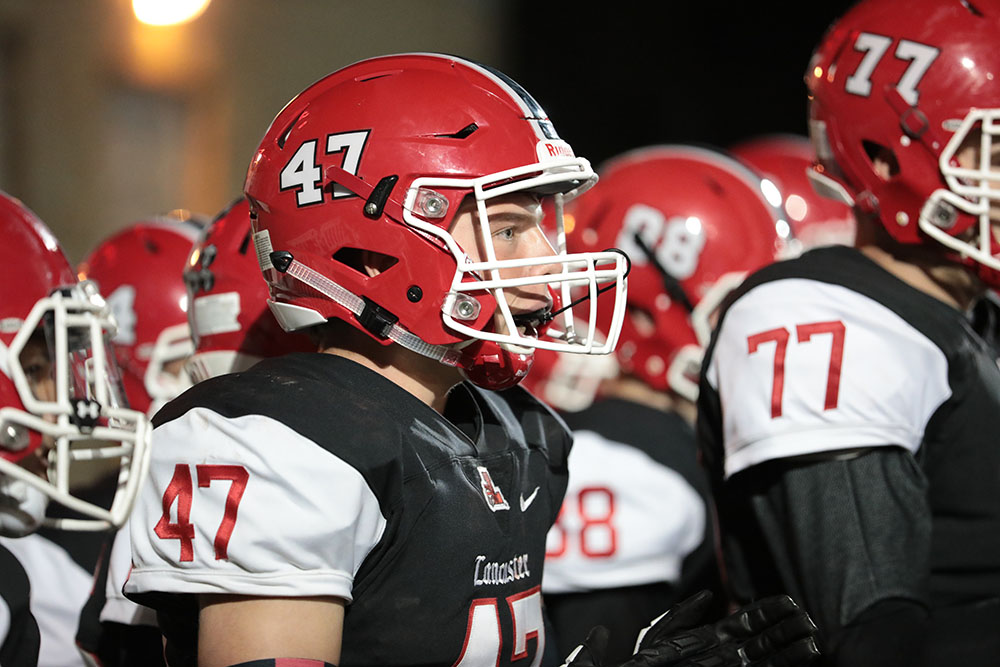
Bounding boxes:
[736,447,930,667]
[197,595,345,667]
[705,281,947,665]
[126,407,388,667]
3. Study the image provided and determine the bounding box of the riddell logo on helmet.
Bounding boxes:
[537,140,575,162]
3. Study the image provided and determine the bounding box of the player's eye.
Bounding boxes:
[493,226,516,242]
[24,362,45,380]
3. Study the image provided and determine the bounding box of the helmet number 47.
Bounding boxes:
[279,130,371,206]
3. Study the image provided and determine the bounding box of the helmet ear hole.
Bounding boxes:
[332,247,399,277]
[863,140,900,180]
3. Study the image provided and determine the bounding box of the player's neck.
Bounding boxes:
[855,214,983,311]
[320,338,462,414]
[859,243,982,311]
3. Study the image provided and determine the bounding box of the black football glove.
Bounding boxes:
[561,590,820,667]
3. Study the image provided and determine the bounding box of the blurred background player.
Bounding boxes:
[729,133,856,249]
[72,213,201,664]
[182,198,314,383]
[538,145,794,661]
[0,190,151,666]
[77,214,205,418]
[699,0,1000,664]
[76,198,312,666]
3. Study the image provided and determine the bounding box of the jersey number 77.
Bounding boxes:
[747,320,846,419]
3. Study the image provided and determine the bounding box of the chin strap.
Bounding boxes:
[269,251,463,367]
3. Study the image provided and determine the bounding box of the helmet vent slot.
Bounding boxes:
[357,72,396,83]
[238,231,251,256]
[277,111,306,149]
[434,123,479,140]
[961,0,984,17]
[332,247,399,276]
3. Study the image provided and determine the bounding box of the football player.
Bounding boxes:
[77,214,204,417]
[72,214,201,666]
[0,191,151,666]
[729,134,856,249]
[541,145,793,661]
[124,53,819,667]
[698,1,1000,664]
[183,197,315,383]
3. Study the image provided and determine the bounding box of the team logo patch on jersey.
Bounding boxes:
[478,466,510,512]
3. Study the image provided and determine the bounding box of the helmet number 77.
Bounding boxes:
[843,33,940,106]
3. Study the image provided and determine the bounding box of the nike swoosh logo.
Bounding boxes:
[520,487,540,512]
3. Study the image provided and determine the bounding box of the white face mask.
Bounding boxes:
[0,474,50,537]
[0,280,152,532]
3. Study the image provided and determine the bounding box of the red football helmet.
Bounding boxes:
[730,134,856,249]
[520,336,619,412]
[0,191,150,534]
[807,0,1000,285]
[78,215,203,414]
[567,145,793,401]
[184,198,314,382]
[244,53,628,390]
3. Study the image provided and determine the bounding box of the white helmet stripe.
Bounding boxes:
[394,52,560,142]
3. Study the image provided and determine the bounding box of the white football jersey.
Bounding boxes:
[127,406,387,601]
[706,277,951,478]
[542,399,708,594]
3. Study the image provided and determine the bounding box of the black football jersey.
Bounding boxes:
[125,353,570,667]
[699,246,1000,658]
[0,542,39,667]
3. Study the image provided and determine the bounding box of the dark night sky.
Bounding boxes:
[506,2,858,168]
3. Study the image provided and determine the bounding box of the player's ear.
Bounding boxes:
[865,141,899,181]
[360,250,395,277]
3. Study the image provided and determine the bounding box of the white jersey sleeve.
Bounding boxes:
[706,279,951,479]
[125,407,388,601]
